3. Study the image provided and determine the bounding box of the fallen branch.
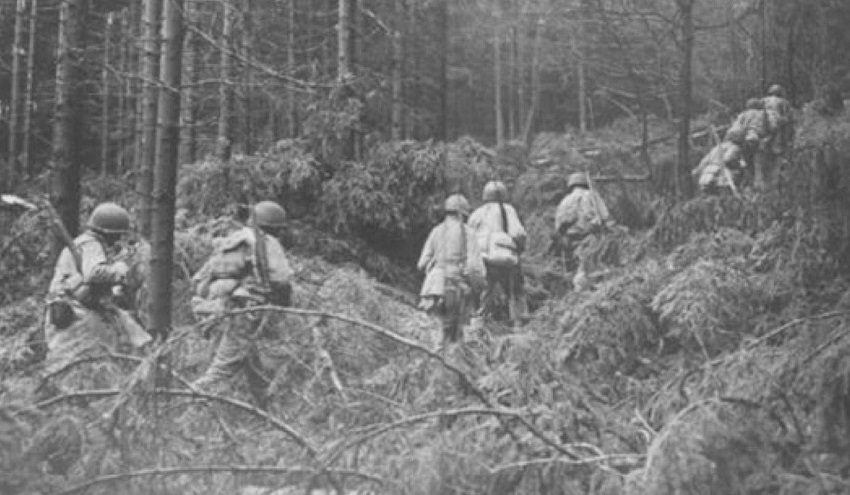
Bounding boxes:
[29,387,316,456]
[490,453,645,474]
[49,464,388,495]
[196,305,580,460]
[323,406,526,465]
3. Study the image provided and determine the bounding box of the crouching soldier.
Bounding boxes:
[692,128,746,196]
[418,194,485,350]
[191,201,293,404]
[45,202,152,355]
[468,181,529,326]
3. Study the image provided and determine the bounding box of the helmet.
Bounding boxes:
[482,181,508,202]
[767,84,785,97]
[567,172,589,189]
[745,98,763,110]
[725,127,745,144]
[253,201,287,229]
[86,203,130,235]
[444,194,470,215]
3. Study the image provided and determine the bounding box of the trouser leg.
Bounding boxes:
[194,319,256,390]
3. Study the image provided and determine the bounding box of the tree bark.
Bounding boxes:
[7,0,27,188]
[138,0,161,239]
[676,0,695,200]
[437,0,448,141]
[391,0,403,140]
[51,0,88,239]
[100,12,113,177]
[22,0,38,178]
[572,20,587,132]
[149,0,184,337]
[521,17,544,145]
[178,0,197,165]
[493,8,504,147]
[216,0,235,161]
[286,0,298,137]
[241,0,255,155]
[337,0,351,80]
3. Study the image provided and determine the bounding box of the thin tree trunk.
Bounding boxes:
[437,0,448,141]
[286,0,297,137]
[676,0,695,199]
[216,0,235,161]
[22,0,38,177]
[241,0,255,155]
[323,0,333,77]
[150,0,184,337]
[572,22,587,132]
[337,0,350,80]
[101,12,114,177]
[178,0,197,165]
[7,0,27,188]
[117,9,127,174]
[352,0,361,74]
[51,0,88,239]
[507,24,516,140]
[391,0,403,140]
[138,0,161,239]
[493,9,503,147]
[521,17,543,145]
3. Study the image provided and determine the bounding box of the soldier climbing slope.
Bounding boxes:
[756,83,795,190]
[418,194,485,350]
[730,97,769,185]
[45,202,152,354]
[467,181,529,326]
[692,127,746,196]
[191,200,293,406]
[554,172,616,274]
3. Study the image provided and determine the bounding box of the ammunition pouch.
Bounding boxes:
[48,300,77,330]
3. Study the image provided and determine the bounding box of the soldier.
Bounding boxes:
[467,181,529,326]
[418,194,485,349]
[554,172,616,270]
[191,201,293,404]
[692,128,746,196]
[758,84,794,190]
[46,202,152,352]
[731,98,768,184]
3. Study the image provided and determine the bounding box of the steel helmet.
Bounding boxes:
[482,181,508,202]
[253,201,287,229]
[767,84,785,97]
[725,127,745,144]
[86,202,130,235]
[745,97,763,110]
[444,194,470,215]
[567,172,589,189]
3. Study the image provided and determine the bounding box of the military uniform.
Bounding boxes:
[192,203,292,403]
[468,182,529,325]
[418,195,485,346]
[692,141,744,195]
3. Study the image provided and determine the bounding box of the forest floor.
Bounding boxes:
[2,106,850,495]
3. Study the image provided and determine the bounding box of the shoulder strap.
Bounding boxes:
[498,202,509,233]
[251,223,271,289]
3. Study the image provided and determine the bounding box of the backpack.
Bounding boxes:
[484,203,519,267]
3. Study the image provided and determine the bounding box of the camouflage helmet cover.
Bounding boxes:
[444,194,470,215]
[567,172,589,189]
[767,84,785,97]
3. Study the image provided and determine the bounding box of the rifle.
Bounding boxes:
[41,199,92,303]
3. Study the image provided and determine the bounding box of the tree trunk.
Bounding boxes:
[391,0,403,140]
[437,0,448,141]
[116,9,127,174]
[337,0,351,80]
[216,0,235,161]
[286,0,297,137]
[521,17,543,145]
[51,0,88,240]
[178,0,197,165]
[138,0,161,239]
[493,9,503,147]
[149,0,184,337]
[22,0,38,178]
[7,0,27,188]
[507,24,516,140]
[676,0,695,200]
[100,12,113,177]
[241,0,255,155]
[572,22,587,132]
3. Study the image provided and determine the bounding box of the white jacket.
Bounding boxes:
[467,202,527,257]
